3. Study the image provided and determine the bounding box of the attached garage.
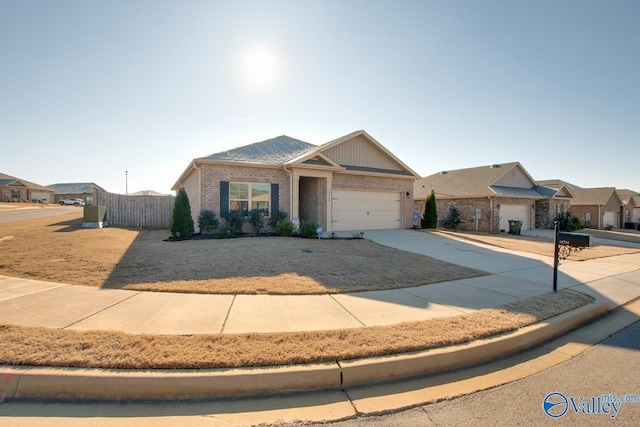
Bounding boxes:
[332,190,401,231]
[603,211,618,228]
[499,204,530,231]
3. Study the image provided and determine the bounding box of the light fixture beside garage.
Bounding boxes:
[406,192,410,198]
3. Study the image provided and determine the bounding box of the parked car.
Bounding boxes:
[59,198,84,206]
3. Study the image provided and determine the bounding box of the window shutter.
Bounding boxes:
[220,181,229,216]
[271,183,279,213]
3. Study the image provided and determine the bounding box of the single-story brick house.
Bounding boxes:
[173,130,420,233]
[616,189,640,225]
[47,182,105,205]
[568,187,624,229]
[0,172,55,203]
[414,163,573,233]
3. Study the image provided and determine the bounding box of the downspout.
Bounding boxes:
[489,197,494,233]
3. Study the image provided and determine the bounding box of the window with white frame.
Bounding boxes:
[229,183,270,215]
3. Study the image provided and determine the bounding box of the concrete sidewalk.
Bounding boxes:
[0,229,639,335]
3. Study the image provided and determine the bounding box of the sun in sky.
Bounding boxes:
[240,45,280,88]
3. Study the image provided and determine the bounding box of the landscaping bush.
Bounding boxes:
[555,211,583,232]
[421,189,438,229]
[442,206,462,229]
[275,220,295,237]
[170,188,194,240]
[197,210,219,235]
[213,225,233,239]
[225,210,245,235]
[298,220,319,239]
[248,208,267,236]
[269,210,288,228]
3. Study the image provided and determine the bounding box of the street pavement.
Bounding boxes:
[0,229,639,334]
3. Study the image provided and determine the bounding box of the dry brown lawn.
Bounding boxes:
[433,230,640,261]
[0,212,485,294]
[0,212,609,369]
[0,290,592,369]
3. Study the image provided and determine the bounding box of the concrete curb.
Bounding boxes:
[3,303,608,402]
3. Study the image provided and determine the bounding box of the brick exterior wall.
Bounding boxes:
[177,163,416,233]
[414,197,497,232]
[177,163,291,233]
[535,199,571,229]
[413,196,551,233]
[333,173,414,229]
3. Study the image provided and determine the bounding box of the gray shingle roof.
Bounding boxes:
[570,187,619,206]
[0,173,54,192]
[200,135,316,164]
[47,182,104,194]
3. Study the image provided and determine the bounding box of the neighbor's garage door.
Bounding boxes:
[332,190,401,231]
[499,204,529,231]
[603,211,618,228]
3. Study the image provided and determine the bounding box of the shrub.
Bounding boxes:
[197,210,219,235]
[275,220,294,237]
[225,210,245,235]
[555,211,582,232]
[213,225,233,239]
[170,188,194,240]
[248,208,267,236]
[442,206,462,229]
[421,189,438,229]
[298,220,319,239]
[269,210,288,228]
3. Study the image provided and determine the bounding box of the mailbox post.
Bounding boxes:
[553,221,592,292]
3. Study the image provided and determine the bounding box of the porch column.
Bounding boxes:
[326,174,333,233]
[291,173,300,220]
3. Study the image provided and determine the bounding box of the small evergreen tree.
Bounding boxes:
[421,189,438,229]
[170,188,194,240]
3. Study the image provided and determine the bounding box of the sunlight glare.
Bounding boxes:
[241,47,279,87]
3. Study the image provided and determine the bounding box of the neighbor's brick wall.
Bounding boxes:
[535,199,571,229]
[333,174,414,228]
[424,198,497,232]
[570,206,601,229]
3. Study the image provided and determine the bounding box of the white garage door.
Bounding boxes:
[332,190,401,231]
[499,204,529,231]
[603,211,618,228]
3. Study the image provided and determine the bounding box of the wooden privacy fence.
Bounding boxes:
[95,190,175,229]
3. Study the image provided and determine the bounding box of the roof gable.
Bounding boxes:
[571,187,622,206]
[200,135,315,164]
[315,130,419,177]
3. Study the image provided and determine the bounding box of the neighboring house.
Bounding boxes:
[47,182,105,206]
[173,130,419,233]
[414,162,572,233]
[0,172,55,203]
[568,187,623,229]
[615,189,640,226]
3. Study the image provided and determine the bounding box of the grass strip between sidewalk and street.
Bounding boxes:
[0,290,593,370]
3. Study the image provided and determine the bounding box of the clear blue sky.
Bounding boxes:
[1,0,638,194]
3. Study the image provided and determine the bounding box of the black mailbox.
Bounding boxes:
[557,232,592,248]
